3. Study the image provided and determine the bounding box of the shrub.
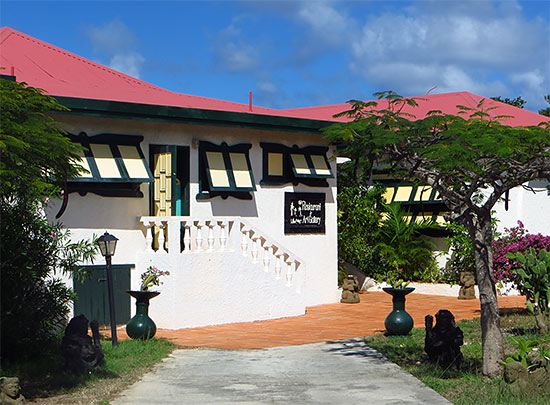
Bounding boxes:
[444,222,476,283]
[337,180,387,279]
[493,221,550,283]
[375,203,438,281]
[0,198,97,364]
[507,248,550,333]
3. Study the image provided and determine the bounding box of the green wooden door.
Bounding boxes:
[73,265,132,326]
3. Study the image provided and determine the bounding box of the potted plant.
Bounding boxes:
[126,266,170,340]
[375,203,438,335]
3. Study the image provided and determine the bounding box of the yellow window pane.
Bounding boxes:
[403,214,413,224]
[268,152,283,176]
[206,151,230,187]
[90,144,121,178]
[230,153,252,188]
[291,154,311,175]
[311,155,331,176]
[414,186,432,201]
[435,215,447,225]
[73,149,93,178]
[393,186,413,202]
[118,145,149,179]
[382,187,395,203]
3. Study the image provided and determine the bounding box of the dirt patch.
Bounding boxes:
[27,367,147,405]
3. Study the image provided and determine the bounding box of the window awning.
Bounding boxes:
[290,152,333,178]
[260,142,333,187]
[69,133,153,183]
[199,141,256,196]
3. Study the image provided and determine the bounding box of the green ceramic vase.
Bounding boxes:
[383,287,415,335]
[126,290,160,340]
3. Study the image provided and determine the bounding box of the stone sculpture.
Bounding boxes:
[424,309,464,370]
[0,377,25,404]
[341,275,360,303]
[458,271,476,300]
[60,314,104,373]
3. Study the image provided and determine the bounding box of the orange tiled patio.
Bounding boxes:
[108,292,526,349]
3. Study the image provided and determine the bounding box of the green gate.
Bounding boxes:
[73,264,133,326]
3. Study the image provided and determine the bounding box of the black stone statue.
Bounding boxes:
[424,309,464,370]
[61,314,104,373]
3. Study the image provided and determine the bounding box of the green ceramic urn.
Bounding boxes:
[126,290,160,340]
[383,287,415,335]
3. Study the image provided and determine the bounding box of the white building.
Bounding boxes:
[1,27,548,328]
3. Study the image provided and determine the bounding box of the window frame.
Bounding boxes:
[69,133,153,183]
[67,132,153,197]
[197,140,256,200]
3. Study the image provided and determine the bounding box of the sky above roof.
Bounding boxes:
[1,0,549,113]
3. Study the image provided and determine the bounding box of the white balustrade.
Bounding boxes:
[263,241,273,272]
[218,220,228,251]
[183,222,192,252]
[155,220,167,254]
[194,220,204,252]
[251,233,261,264]
[240,225,250,257]
[139,216,304,292]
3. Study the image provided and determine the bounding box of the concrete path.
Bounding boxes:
[113,338,449,404]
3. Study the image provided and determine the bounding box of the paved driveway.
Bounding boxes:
[113,338,449,404]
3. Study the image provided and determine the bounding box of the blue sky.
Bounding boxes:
[1,0,549,112]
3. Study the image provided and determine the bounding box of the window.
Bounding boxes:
[261,143,333,187]
[68,132,153,197]
[379,180,448,235]
[198,141,255,200]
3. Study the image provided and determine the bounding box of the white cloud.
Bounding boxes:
[296,1,352,46]
[343,1,549,108]
[84,20,145,78]
[109,52,145,79]
[210,23,259,73]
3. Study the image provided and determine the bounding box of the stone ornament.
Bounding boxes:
[0,377,25,404]
[424,309,464,370]
[341,275,360,303]
[60,314,104,373]
[458,271,476,299]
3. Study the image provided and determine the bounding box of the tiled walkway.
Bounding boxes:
[108,292,526,349]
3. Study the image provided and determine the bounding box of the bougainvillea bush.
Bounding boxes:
[493,221,550,283]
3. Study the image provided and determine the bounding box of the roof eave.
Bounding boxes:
[53,96,336,134]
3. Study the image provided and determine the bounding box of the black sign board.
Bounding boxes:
[284,192,325,234]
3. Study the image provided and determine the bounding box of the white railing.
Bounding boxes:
[139,216,304,292]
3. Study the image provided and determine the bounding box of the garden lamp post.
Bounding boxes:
[97,231,118,346]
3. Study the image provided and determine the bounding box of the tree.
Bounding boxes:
[490,96,526,109]
[0,79,96,363]
[1,78,82,200]
[539,95,550,117]
[323,91,550,377]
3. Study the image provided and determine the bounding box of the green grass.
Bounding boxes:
[1,337,174,400]
[365,309,550,405]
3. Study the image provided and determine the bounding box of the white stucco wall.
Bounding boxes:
[493,180,550,235]
[46,113,339,327]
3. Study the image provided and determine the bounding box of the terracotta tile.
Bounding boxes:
[104,293,525,349]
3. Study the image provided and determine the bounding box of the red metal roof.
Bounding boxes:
[1,26,548,127]
[279,91,549,127]
[0,27,277,116]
